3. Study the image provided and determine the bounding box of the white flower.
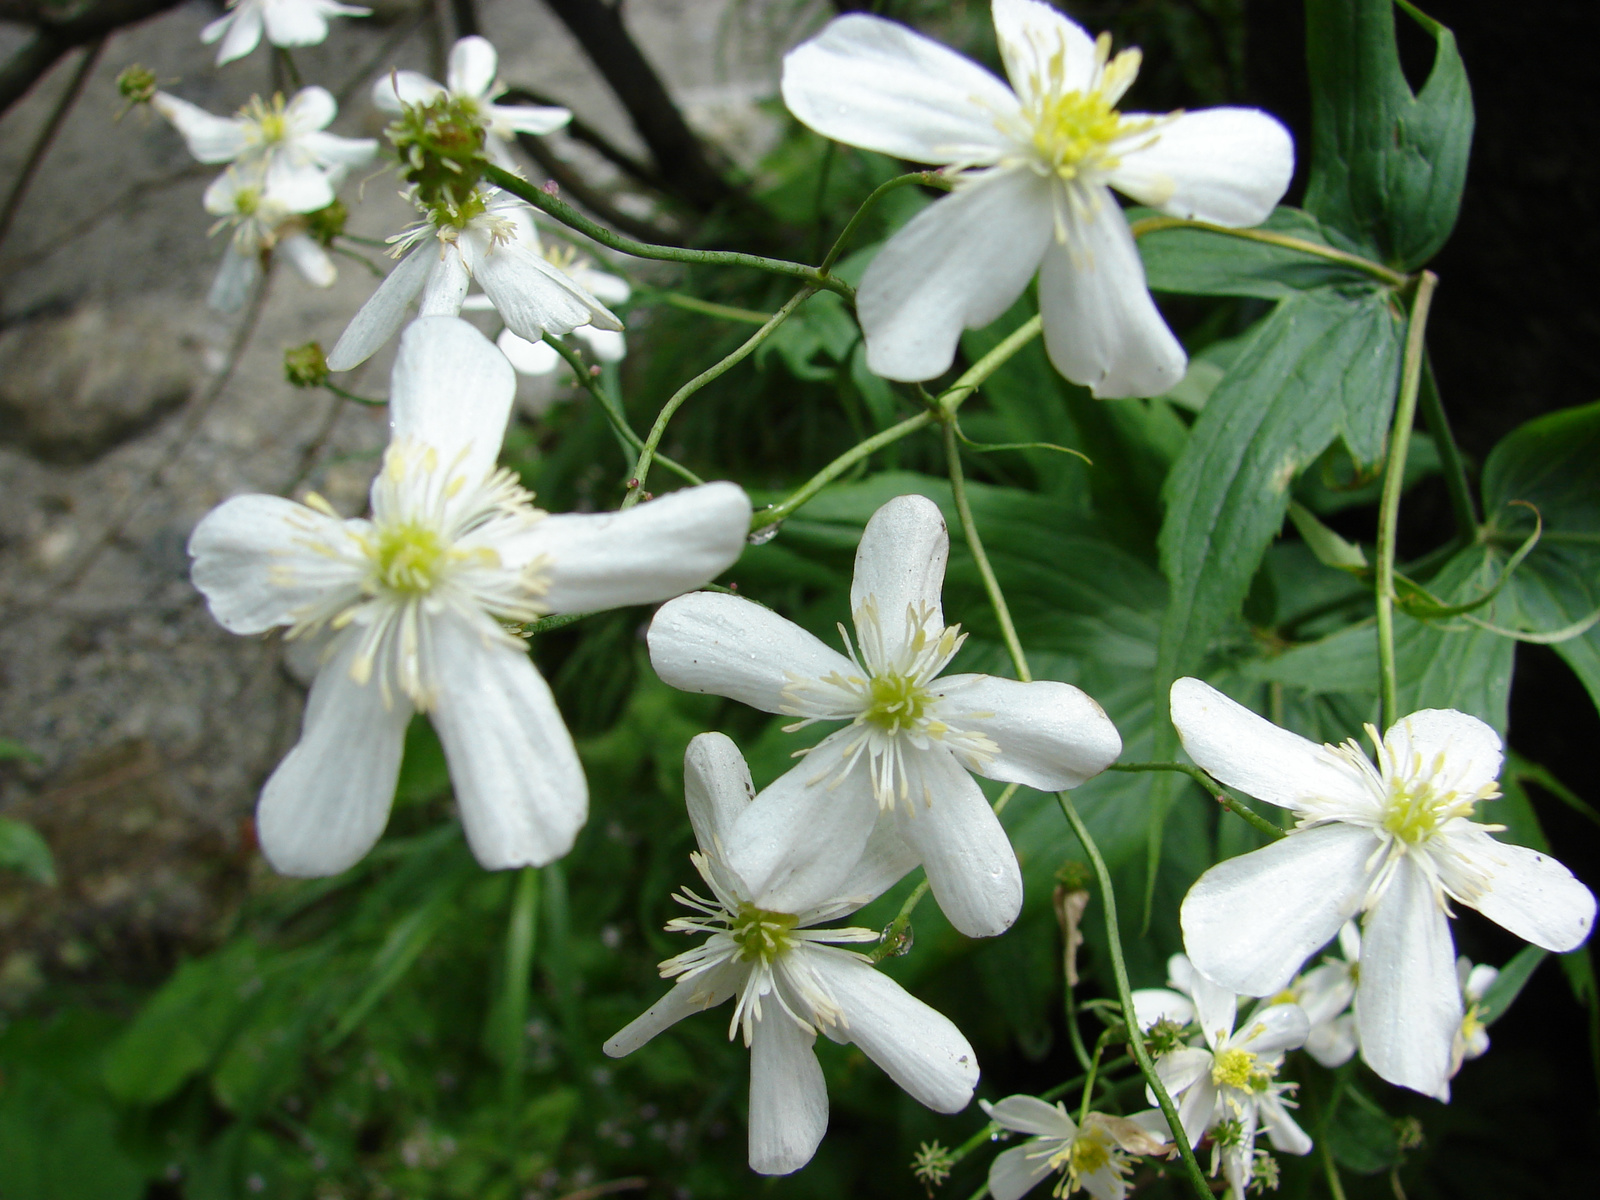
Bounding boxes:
[461,235,632,375]
[326,188,622,371]
[982,1095,1170,1200]
[1267,920,1359,1069]
[604,733,978,1175]
[152,86,376,213]
[203,165,337,311]
[1171,677,1596,1098]
[187,316,751,877]
[780,0,1292,396]
[1134,955,1312,1200]
[1449,957,1498,1078]
[372,36,572,168]
[647,494,1122,939]
[202,0,371,66]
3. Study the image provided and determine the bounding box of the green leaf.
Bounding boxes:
[1288,500,1368,571]
[1137,206,1378,298]
[0,1071,147,1200]
[1303,0,1474,269]
[1477,944,1546,1026]
[1481,401,1600,715]
[103,940,267,1104]
[1326,1086,1404,1175]
[0,737,41,762]
[0,816,56,885]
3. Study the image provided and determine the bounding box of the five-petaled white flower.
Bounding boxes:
[326,188,621,371]
[152,86,377,214]
[604,733,978,1175]
[1449,956,1499,1082]
[203,165,338,312]
[1132,954,1312,1200]
[1171,677,1596,1098]
[372,36,573,168]
[203,0,371,67]
[982,1095,1170,1200]
[780,0,1292,396]
[648,493,1122,940]
[188,316,751,877]
[461,233,631,376]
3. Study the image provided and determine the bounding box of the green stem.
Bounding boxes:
[491,866,540,1095]
[1376,270,1439,729]
[545,336,704,486]
[1055,791,1214,1200]
[624,287,815,507]
[945,420,1030,682]
[658,293,772,324]
[1417,354,1478,539]
[870,877,930,963]
[819,170,950,273]
[325,383,386,407]
[1322,1145,1351,1200]
[1127,215,1411,289]
[482,164,855,302]
[939,315,1043,414]
[523,611,592,636]
[274,46,303,91]
[1078,1032,1108,1125]
[1109,762,1284,840]
[749,411,934,532]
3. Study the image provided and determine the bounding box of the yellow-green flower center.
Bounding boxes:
[731,903,798,964]
[1030,89,1124,180]
[1211,1047,1275,1092]
[374,522,448,594]
[863,672,929,733]
[1050,1134,1110,1179]
[1380,773,1474,845]
[243,95,291,144]
[233,186,261,217]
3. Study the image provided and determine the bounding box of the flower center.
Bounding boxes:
[1050,1134,1110,1179]
[730,903,798,965]
[372,522,449,595]
[243,94,290,144]
[1029,88,1124,180]
[863,672,930,733]
[1212,1047,1275,1092]
[1380,771,1478,845]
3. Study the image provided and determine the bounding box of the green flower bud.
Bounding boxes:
[385,94,489,214]
[116,64,158,106]
[284,342,330,389]
[305,199,348,247]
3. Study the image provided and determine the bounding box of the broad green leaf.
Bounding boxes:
[1477,945,1547,1027]
[1326,1086,1404,1174]
[0,815,56,885]
[1303,0,1473,270]
[1137,206,1379,298]
[0,1070,147,1200]
[1481,401,1600,715]
[103,940,267,1104]
[1288,500,1368,570]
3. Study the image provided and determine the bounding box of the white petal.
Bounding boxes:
[984,1094,1074,1138]
[820,952,978,1111]
[1181,823,1378,996]
[683,732,755,857]
[1037,191,1186,398]
[1130,987,1194,1031]
[1357,857,1461,1098]
[426,614,586,869]
[417,245,472,315]
[1109,108,1294,226]
[937,675,1121,791]
[372,69,445,112]
[297,130,378,170]
[497,329,560,375]
[1231,1002,1309,1058]
[576,325,626,363]
[1295,962,1354,1026]
[1441,825,1596,952]
[1383,708,1503,801]
[1186,967,1238,1049]
[284,86,336,133]
[604,965,741,1057]
[151,93,247,162]
[892,748,1022,938]
[387,315,515,479]
[828,812,921,914]
[726,736,880,914]
[473,239,622,340]
[1169,677,1373,813]
[574,267,631,306]
[325,243,436,371]
[256,634,411,876]
[991,0,1098,104]
[448,35,499,98]
[648,591,855,713]
[279,233,336,288]
[200,13,231,44]
[262,153,335,214]
[1259,1090,1313,1155]
[987,1143,1055,1200]
[851,493,949,641]
[859,167,1054,382]
[748,1017,828,1175]
[188,494,356,634]
[208,245,261,313]
[486,102,573,136]
[780,14,1017,165]
[1305,1013,1358,1068]
[263,3,330,47]
[510,482,751,613]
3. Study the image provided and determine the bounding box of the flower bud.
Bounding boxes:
[284,342,330,389]
[116,64,158,106]
[385,95,488,214]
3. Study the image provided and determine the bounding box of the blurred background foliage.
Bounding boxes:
[1,1,1597,1198]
